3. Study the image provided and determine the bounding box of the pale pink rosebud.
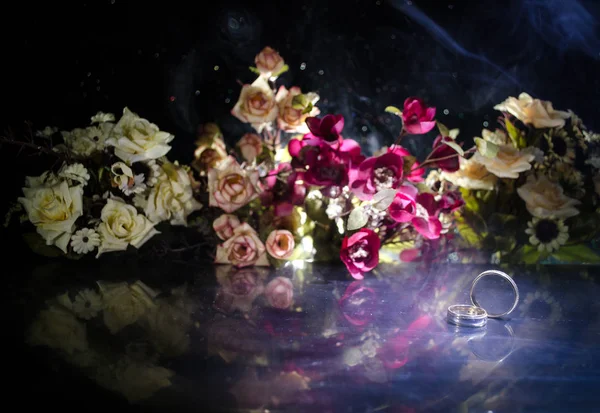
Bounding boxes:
[213,214,241,240]
[265,230,295,260]
[237,133,263,163]
[255,46,285,78]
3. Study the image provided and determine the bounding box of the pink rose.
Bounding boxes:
[215,223,270,267]
[340,228,381,279]
[237,133,263,163]
[289,135,364,192]
[378,315,432,369]
[265,276,294,309]
[389,185,418,223]
[255,46,285,78]
[208,156,261,213]
[231,77,278,132]
[305,114,345,144]
[402,97,436,135]
[213,214,241,240]
[428,136,461,173]
[266,230,295,259]
[214,266,267,313]
[260,163,307,216]
[338,281,377,327]
[411,193,443,240]
[349,150,404,201]
[390,145,425,183]
[275,86,320,133]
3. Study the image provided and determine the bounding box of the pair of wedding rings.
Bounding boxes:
[447,270,519,328]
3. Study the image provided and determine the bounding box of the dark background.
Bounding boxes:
[2,0,600,408]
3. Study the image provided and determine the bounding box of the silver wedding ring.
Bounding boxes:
[470,270,519,318]
[446,304,488,328]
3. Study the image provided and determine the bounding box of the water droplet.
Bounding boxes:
[406,0,413,5]
[214,65,220,71]
[96,79,100,83]
[376,0,381,5]
[154,53,159,58]
[483,121,489,127]
[443,109,450,115]
[111,0,115,3]
[300,62,306,70]
[228,17,240,30]
[361,126,368,132]
[96,86,101,91]
[195,90,200,96]
[225,98,231,103]
[452,72,458,78]
[137,49,142,55]
[318,69,324,75]
[169,96,176,102]
[391,34,396,40]
[448,4,454,9]
[80,81,84,87]
[87,72,92,77]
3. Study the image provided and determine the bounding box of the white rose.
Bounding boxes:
[441,158,497,190]
[96,197,159,257]
[106,107,174,164]
[473,145,541,179]
[58,163,90,186]
[517,175,580,219]
[18,178,84,253]
[144,162,202,226]
[275,86,320,133]
[494,93,570,129]
[231,77,278,132]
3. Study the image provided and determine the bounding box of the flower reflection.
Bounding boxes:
[338,281,377,327]
[214,265,268,313]
[520,290,563,325]
[229,369,310,409]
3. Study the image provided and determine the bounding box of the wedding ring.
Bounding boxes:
[446,304,488,328]
[470,270,519,319]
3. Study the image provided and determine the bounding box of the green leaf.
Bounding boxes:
[505,118,527,149]
[347,207,368,231]
[460,188,480,214]
[519,245,542,264]
[301,102,314,115]
[22,233,63,258]
[456,216,484,248]
[292,94,309,109]
[249,66,261,75]
[372,189,397,211]
[274,64,289,77]
[474,137,499,158]
[442,139,464,156]
[552,245,600,263]
[385,106,402,116]
[437,121,450,137]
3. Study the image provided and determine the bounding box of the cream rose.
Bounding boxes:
[215,223,269,267]
[193,123,228,172]
[265,276,294,309]
[144,162,202,226]
[275,86,320,133]
[265,230,295,259]
[208,156,261,213]
[473,145,541,179]
[96,197,159,257]
[517,175,580,219]
[441,158,498,190]
[237,133,263,163]
[18,178,84,253]
[213,214,241,240]
[106,107,174,164]
[255,46,285,78]
[28,305,88,355]
[494,93,570,129]
[231,77,278,132]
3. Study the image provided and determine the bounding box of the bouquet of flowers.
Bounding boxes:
[446,93,600,264]
[191,47,472,278]
[4,109,203,258]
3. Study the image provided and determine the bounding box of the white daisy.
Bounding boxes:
[90,111,115,124]
[120,174,147,196]
[71,228,101,254]
[36,126,58,138]
[525,217,569,253]
[59,163,90,186]
[542,128,575,164]
[72,289,103,320]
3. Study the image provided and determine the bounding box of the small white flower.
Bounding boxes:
[145,160,162,187]
[120,174,147,196]
[36,126,58,138]
[59,163,90,186]
[91,111,116,124]
[525,217,569,253]
[71,228,101,254]
[72,289,103,320]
